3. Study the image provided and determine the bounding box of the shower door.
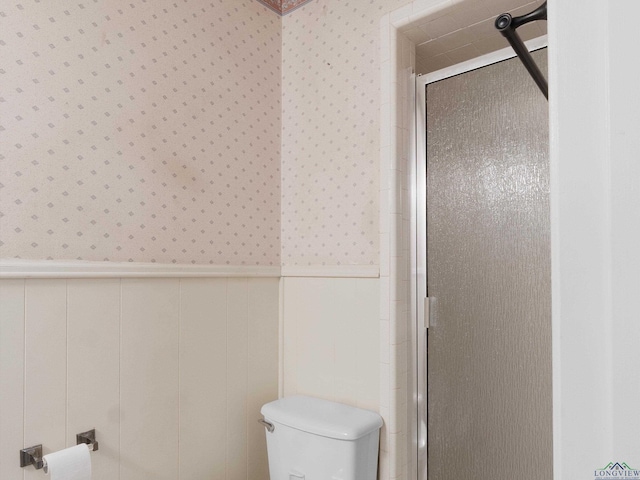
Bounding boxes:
[423,49,552,480]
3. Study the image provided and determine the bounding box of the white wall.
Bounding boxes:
[549,0,640,475]
[0,277,279,480]
[282,277,380,412]
[380,14,416,480]
[608,4,640,459]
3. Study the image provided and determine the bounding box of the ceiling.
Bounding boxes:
[399,0,547,74]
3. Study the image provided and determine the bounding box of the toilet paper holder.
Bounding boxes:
[20,429,98,469]
[76,429,99,452]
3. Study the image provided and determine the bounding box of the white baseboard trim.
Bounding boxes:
[280,265,380,278]
[0,260,281,279]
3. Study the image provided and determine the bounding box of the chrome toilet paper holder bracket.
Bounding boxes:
[20,444,44,470]
[76,429,99,452]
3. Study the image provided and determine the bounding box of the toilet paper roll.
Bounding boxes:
[43,444,91,480]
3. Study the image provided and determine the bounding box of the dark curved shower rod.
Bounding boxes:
[495,1,548,100]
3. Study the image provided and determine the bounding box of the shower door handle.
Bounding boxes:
[424,297,436,329]
[424,297,430,329]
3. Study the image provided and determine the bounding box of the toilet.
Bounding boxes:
[260,395,383,480]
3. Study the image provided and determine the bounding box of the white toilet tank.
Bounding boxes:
[260,395,383,480]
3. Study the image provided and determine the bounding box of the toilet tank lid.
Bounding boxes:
[261,395,383,441]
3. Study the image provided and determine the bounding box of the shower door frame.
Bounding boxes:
[409,35,549,480]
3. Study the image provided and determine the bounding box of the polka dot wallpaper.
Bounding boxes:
[0,0,282,265]
[280,0,411,267]
[2,0,414,268]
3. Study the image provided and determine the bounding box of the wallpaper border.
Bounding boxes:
[253,0,314,16]
[0,260,281,279]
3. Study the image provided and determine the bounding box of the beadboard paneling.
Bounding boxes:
[120,279,181,480]
[0,277,279,480]
[24,280,67,480]
[226,279,250,480]
[247,278,280,480]
[67,279,121,480]
[179,278,228,479]
[0,280,25,480]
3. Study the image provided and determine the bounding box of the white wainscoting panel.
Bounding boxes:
[120,279,181,480]
[0,276,279,480]
[179,278,228,479]
[0,280,25,480]
[67,279,121,480]
[282,277,380,412]
[24,280,67,480]
[247,278,280,480]
[226,279,249,480]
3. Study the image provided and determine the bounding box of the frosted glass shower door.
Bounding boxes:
[425,49,552,480]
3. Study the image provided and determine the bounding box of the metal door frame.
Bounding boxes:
[409,35,548,480]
